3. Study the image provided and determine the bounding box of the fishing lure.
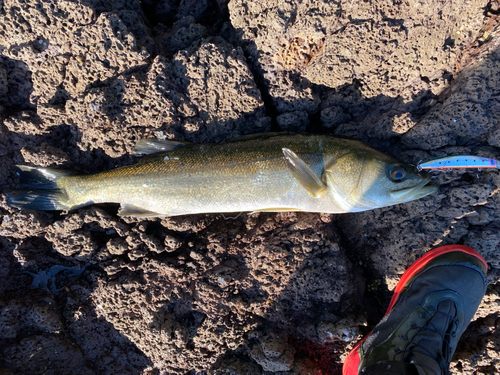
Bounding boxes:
[417,155,499,171]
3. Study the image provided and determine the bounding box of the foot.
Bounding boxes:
[343,245,488,375]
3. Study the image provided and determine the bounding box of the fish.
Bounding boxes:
[6,133,437,217]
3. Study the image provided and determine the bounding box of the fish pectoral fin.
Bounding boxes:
[282,148,327,198]
[118,204,164,218]
[252,207,304,213]
[132,139,188,155]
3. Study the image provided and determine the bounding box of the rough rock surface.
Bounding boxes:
[229,0,487,112]
[1,0,500,374]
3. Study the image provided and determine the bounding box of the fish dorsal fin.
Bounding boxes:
[132,139,188,155]
[282,148,327,198]
[118,204,164,218]
[17,165,77,181]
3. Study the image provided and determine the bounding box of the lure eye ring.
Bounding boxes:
[390,165,406,181]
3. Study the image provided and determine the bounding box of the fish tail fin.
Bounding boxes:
[6,166,75,211]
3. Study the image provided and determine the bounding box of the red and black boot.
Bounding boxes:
[343,245,488,375]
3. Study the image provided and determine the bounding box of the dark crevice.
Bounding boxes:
[333,218,389,326]
[140,0,225,35]
[141,0,179,28]
[307,109,324,133]
[239,48,280,131]
[485,0,500,16]
[197,0,227,36]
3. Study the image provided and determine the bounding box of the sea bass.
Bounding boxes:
[7,133,437,217]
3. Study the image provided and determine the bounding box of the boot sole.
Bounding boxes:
[342,244,487,375]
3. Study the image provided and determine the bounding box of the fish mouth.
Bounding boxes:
[389,179,438,201]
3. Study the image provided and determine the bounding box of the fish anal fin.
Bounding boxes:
[118,204,164,218]
[282,148,327,198]
[132,139,188,156]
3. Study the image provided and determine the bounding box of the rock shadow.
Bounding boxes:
[0,55,35,113]
[0,263,154,374]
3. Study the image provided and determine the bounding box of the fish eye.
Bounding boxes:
[390,165,406,181]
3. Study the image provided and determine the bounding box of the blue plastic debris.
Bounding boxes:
[26,264,90,294]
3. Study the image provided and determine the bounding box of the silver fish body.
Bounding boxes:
[7,133,437,217]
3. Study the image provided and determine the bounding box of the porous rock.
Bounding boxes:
[0,0,500,374]
[250,333,295,371]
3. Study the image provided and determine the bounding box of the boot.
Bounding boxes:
[343,245,488,375]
